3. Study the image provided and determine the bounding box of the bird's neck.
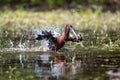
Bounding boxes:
[63,27,70,40]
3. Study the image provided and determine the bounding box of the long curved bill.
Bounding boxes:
[70,27,78,39]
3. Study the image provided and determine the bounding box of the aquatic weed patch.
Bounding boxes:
[0,9,120,49]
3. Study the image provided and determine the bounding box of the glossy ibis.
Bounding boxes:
[36,24,82,51]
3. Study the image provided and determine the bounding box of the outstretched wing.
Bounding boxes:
[36,30,53,40]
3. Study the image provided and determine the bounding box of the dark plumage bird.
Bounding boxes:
[36,24,82,51]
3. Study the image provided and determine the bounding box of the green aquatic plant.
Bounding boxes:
[8,66,19,80]
[0,9,120,50]
[72,56,76,63]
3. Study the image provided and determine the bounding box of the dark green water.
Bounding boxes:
[0,49,120,80]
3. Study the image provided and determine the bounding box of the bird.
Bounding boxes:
[36,24,82,51]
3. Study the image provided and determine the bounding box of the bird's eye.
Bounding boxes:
[69,25,73,28]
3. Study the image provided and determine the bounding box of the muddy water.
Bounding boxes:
[0,50,120,80]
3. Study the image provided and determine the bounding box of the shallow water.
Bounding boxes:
[0,49,120,80]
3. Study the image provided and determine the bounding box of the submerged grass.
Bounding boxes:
[0,9,120,50]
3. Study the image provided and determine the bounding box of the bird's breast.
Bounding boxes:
[56,37,66,47]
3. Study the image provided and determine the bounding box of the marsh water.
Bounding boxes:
[0,49,120,80]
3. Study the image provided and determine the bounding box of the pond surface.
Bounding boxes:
[0,49,120,80]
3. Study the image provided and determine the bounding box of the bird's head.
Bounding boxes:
[65,24,83,42]
[73,34,83,42]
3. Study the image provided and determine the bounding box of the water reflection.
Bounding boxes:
[34,53,82,80]
[107,68,120,80]
[0,50,120,80]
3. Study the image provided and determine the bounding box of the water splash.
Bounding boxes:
[0,25,78,52]
[34,26,62,51]
[16,35,25,51]
[38,40,49,51]
[35,26,61,38]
